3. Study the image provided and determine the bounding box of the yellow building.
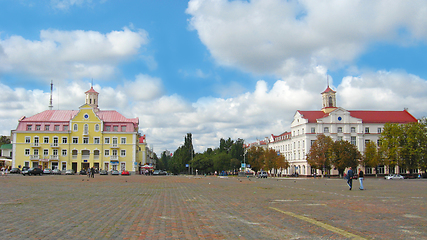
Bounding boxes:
[11,86,143,173]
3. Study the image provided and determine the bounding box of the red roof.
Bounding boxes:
[298,110,417,124]
[322,86,336,94]
[139,135,146,143]
[85,87,99,94]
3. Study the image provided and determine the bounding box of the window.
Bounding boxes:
[113,126,118,131]
[351,127,356,133]
[94,137,100,144]
[54,125,60,131]
[25,137,31,143]
[72,137,78,144]
[43,149,49,156]
[311,140,315,146]
[104,149,110,156]
[62,149,67,156]
[311,127,315,133]
[53,137,58,146]
[112,137,118,146]
[365,139,370,147]
[45,125,50,131]
[121,126,126,132]
[62,137,68,144]
[95,124,99,131]
[120,150,126,157]
[365,127,370,133]
[62,162,67,171]
[27,125,32,131]
[25,149,30,156]
[112,149,118,156]
[73,124,78,131]
[44,137,49,144]
[377,128,382,133]
[121,137,126,144]
[120,162,125,171]
[105,126,111,131]
[63,125,69,131]
[53,149,58,156]
[36,125,41,131]
[34,149,39,156]
[338,136,343,141]
[104,137,110,144]
[351,136,356,145]
[337,127,342,133]
[83,124,89,135]
[324,127,329,133]
[302,128,304,134]
[83,137,89,144]
[34,137,39,145]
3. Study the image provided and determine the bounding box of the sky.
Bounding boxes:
[1,0,427,154]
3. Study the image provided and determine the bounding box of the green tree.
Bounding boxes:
[0,136,10,146]
[170,133,194,174]
[379,123,403,172]
[362,141,381,176]
[306,134,334,175]
[331,140,361,177]
[246,146,265,172]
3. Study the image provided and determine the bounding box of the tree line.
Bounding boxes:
[158,134,289,175]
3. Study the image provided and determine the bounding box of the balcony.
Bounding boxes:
[82,155,90,159]
[111,144,119,148]
[31,143,40,148]
[51,143,59,148]
[30,155,40,160]
[110,155,119,160]
[50,155,59,160]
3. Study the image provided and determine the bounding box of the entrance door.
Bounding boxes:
[82,163,89,171]
[72,162,77,173]
[43,162,48,169]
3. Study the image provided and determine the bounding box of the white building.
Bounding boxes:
[269,86,418,176]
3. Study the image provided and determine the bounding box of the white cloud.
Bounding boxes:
[186,0,427,78]
[2,68,427,153]
[0,27,149,81]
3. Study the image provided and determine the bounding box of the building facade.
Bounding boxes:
[11,87,145,173]
[268,86,418,176]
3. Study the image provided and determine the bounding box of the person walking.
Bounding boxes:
[347,167,354,190]
[358,169,364,190]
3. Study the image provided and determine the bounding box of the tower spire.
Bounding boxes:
[49,80,53,110]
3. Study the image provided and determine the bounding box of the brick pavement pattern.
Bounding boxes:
[1,174,426,239]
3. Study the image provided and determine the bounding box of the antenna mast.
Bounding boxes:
[49,80,53,110]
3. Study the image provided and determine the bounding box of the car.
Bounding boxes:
[99,170,108,175]
[10,168,21,174]
[43,168,52,174]
[23,167,43,176]
[121,170,130,175]
[79,169,87,175]
[111,170,120,175]
[153,170,167,175]
[384,174,404,180]
[52,169,62,175]
[65,169,75,175]
[258,171,268,178]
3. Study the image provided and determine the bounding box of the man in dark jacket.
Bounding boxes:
[347,167,354,190]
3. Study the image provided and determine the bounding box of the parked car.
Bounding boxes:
[65,169,75,175]
[10,168,21,174]
[258,171,268,178]
[121,170,130,176]
[79,169,87,175]
[23,167,43,176]
[43,168,52,174]
[100,170,108,175]
[153,170,167,175]
[111,170,120,175]
[52,169,62,175]
[385,174,404,180]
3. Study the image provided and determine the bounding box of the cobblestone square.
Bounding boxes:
[1,174,426,239]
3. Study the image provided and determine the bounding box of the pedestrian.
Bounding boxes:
[87,168,91,178]
[347,167,354,190]
[91,167,95,178]
[358,169,364,190]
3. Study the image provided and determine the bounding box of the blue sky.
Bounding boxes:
[1,0,427,153]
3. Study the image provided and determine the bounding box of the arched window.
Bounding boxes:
[73,124,78,131]
[328,96,333,107]
[84,124,89,135]
[95,124,99,131]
